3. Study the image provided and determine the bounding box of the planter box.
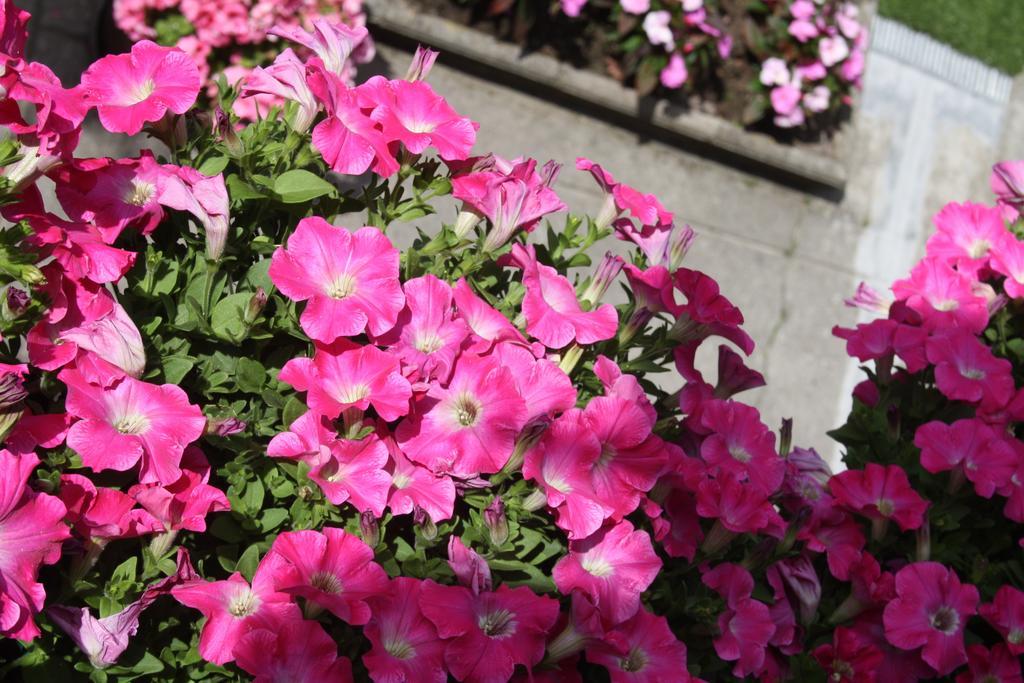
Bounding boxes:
[365,0,851,195]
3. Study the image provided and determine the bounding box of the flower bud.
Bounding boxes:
[580,252,624,306]
[405,45,439,82]
[244,288,268,325]
[206,416,247,437]
[213,106,244,157]
[2,285,29,320]
[360,510,380,548]
[483,496,509,546]
[414,505,437,541]
[0,370,26,442]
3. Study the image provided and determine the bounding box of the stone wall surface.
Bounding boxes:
[15,0,1020,466]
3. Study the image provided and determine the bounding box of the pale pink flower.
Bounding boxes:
[364,577,447,683]
[242,49,319,133]
[396,352,527,477]
[552,520,662,625]
[279,341,412,421]
[760,57,791,86]
[80,40,200,135]
[620,0,649,14]
[0,450,70,640]
[269,218,404,343]
[820,36,850,67]
[271,18,368,77]
[171,555,301,665]
[235,619,353,683]
[61,366,206,485]
[643,11,674,50]
[803,85,831,113]
[156,166,230,261]
[510,244,618,349]
[270,527,388,624]
[369,78,477,161]
[561,0,588,17]
[405,45,440,83]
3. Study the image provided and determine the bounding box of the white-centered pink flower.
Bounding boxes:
[269,218,404,343]
[761,58,791,88]
[270,18,368,77]
[80,40,200,135]
[368,78,478,162]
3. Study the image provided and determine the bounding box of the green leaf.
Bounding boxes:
[235,544,261,582]
[161,356,194,384]
[210,292,255,343]
[235,357,266,394]
[259,508,289,532]
[274,169,337,203]
[226,174,266,201]
[282,396,306,427]
[197,155,230,176]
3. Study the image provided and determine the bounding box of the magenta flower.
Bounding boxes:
[234,619,353,683]
[447,536,492,595]
[307,68,399,177]
[553,520,661,625]
[61,366,206,485]
[992,161,1024,219]
[523,409,612,540]
[0,450,70,640]
[812,626,883,683]
[269,218,404,343]
[128,447,230,533]
[59,473,154,543]
[267,410,336,463]
[892,257,989,333]
[453,278,527,350]
[387,442,456,523]
[660,53,689,89]
[883,562,979,675]
[980,586,1024,656]
[270,18,368,77]
[270,527,388,625]
[576,157,673,229]
[280,341,411,421]
[926,328,1015,410]
[369,79,477,161]
[156,165,230,261]
[60,300,146,378]
[171,557,301,665]
[914,419,1018,497]
[241,49,318,133]
[308,435,391,516]
[21,212,137,285]
[396,352,527,477]
[695,470,786,536]
[670,268,754,354]
[376,275,469,382]
[419,581,560,683]
[956,644,1022,683]
[510,244,618,349]
[991,234,1024,298]
[926,202,1008,275]
[702,563,776,677]
[364,577,447,683]
[585,607,692,682]
[493,342,577,427]
[830,463,928,531]
[80,40,200,135]
[699,399,784,495]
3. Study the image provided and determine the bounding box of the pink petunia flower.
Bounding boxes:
[385,433,456,523]
[695,470,786,536]
[829,463,928,531]
[926,202,1009,275]
[271,18,368,77]
[955,644,1023,683]
[447,536,492,595]
[368,78,477,161]
[914,419,1018,498]
[156,165,230,261]
[552,520,662,625]
[234,619,353,683]
[576,157,673,229]
[59,473,154,544]
[892,257,989,333]
[128,446,230,534]
[59,300,146,378]
[171,555,301,665]
[0,450,70,640]
[702,563,776,677]
[61,366,206,485]
[396,351,527,477]
[280,341,412,421]
[364,577,447,683]
[19,211,137,285]
[375,274,469,383]
[492,342,577,427]
[80,40,200,135]
[669,267,754,354]
[883,562,979,675]
[812,626,884,683]
[269,218,404,343]
[990,233,1024,298]
[307,435,392,516]
[419,581,560,683]
[269,527,388,625]
[660,53,688,89]
[980,585,1024,656]
[241,49,319,133]
[926,328,1016,410]
[698,399,783,495]
[509,243,618,349]
[585,607,692,682]
[523,409,613,540]
[991,160,1024,220]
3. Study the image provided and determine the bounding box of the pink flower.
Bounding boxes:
[0,0,29,58]
[405,45,440,83]
[171,557,301,665]
[660,53,688,89]
[271,18,368,77]
[523,409,612,540]
[956,644,1023,683]
[620,0,649,14]
[280,341,411,421]
[453,277,527,350]
[308,435,392,516]
[702,563,776,677]
[270,527,388,624]
[60,300,146,378]
[914,419,1018,497]
[642,11,674,50]
[59,473,153,543]
[812,626,883,683]
[510,243,618,349]
[804,85,831,113]
[447,536,492,595]
[492,342,577,427]
[789,19,819,42]
[242,49,319,133]
[234,619,353,683]
[883,562,979,675]
[830,463,928,531]
[307,68,399,177]
[419,581,559,683]
[576,157,673,229]
[992,160,1024,219]
[770,84,802,115]
[267,410,336,463]
[386,437,456,523]
[396,352,527,477]
[561,0,588,17]
[892,257,989,333]
[927,202,1008,274]
[80,40,200,135]
[269,218,404,343]
[364,577,447,683]
[0,450,69,640]
[129,447,230,533]
[61,366,206,485]
[991,234,1024,298]
[926,328,1015,410]
[699,399,783,495]
[820,36,850,67]
[696,470,786,536]
[156,165,230,261]
[585,607,691,682]
[21,212,137,285]
[760,57,791,86]
[376,275,469,383]
[553,520,661,625]
[669,267,754,354]
[980,586,1024,656]
[369,79,477,161]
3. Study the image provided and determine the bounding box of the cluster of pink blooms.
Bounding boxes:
[759,0,866,127]
[821,167,1024,680]
[111,0,373,119]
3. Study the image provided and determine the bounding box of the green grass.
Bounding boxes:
[878,0,1024,74]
